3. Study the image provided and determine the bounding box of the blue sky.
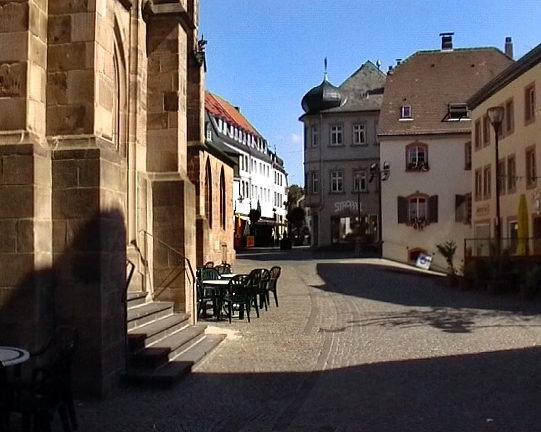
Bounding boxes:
[200,0,541,187]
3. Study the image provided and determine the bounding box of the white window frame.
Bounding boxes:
[401,105,412,119]
[408,197,427,220]
[407,146,427,164]
[352,124,367,145]
[330,125,343,146]
[353,171,367,192]
[311,171,319,194]
[311,125,319,147]
[330,171,344,193]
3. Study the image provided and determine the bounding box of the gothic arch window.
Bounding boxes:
[220,168,226,229]
[113,17,127,156]
[205,160,213,228]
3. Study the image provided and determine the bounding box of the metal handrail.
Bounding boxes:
[138,230,197,308]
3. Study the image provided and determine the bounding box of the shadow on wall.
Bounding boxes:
[0,209,127,398]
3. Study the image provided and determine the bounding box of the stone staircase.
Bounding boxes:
[123,291,225,387]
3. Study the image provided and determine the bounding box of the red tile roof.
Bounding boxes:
[205,91,261,137]
[379,48,513,136]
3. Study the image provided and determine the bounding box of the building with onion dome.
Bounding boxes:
[300,60,386,250]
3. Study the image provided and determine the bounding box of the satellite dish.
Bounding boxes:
[376,60,382,69]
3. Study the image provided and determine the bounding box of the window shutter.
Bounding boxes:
[397,196,408,223]
[455,194,465,222]
[429,195,439,223]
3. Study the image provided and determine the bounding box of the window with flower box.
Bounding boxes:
[405,142,429,171]
[397,194,438,229]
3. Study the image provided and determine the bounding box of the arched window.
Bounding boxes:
[220,168,226,229]
[205,160,212,228]
[405,142,429,171]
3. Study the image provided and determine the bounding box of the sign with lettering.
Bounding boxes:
[334,200,362,213]
[475,203,490,217]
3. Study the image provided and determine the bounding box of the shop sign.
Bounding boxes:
[475,203,489,217]
[334,200,361,213]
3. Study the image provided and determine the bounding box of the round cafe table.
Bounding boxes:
[0,346,30,367]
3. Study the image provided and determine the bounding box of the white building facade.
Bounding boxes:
[378,34,513,270]
[205,92,288,247]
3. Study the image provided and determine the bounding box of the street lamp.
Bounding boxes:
[487,106,505,251]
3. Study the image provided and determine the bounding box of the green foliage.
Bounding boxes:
[524,266,541,299]
[436,240,457,275]
[286,206,305,229]
[287,185,304,207]
[248,209,261,224]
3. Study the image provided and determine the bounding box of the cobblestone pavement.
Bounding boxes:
[61,249,541,430]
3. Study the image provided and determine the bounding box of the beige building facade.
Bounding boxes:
[0,0,233,397]
[468,43,541,256]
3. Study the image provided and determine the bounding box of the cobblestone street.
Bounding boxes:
[75,248,541,431]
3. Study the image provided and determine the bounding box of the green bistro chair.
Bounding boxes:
[222,275,255,323]
[248,268,268,312]
[214,263,232,275]
[266,266,282,307]
[198,267,222,319]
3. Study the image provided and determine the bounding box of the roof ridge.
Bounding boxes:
[393,46,506,69]
[205,90,262,137]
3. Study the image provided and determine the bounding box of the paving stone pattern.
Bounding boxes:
[52,250,541,431]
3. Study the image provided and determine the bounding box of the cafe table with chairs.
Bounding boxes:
[196,263,282,323]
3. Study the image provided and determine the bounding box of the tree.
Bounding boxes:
[287,184,304,208]
[287,206,305,230]
[248,208,260,236]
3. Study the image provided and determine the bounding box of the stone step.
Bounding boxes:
[124,334,226,387]
[127,301,174,330]
[127,313,190,352]
[126,291,147,308]
[129,324,207,369]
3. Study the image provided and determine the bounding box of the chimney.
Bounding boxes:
[396,59,402,65]
[440,32,454,51]
[505,36,514,59]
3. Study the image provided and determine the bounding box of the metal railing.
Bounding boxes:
[138,230,197,314]
[464,237,541,258]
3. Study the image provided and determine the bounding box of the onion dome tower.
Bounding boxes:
[301,58,344,114]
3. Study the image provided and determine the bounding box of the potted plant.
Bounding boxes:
[436,240,457,286]
[459,260,476,291]
[521,266,541,300]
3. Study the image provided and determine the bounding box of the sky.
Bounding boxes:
[199,0,541,187]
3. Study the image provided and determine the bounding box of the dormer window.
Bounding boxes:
[400,105,412,120]
[447,103,469,121]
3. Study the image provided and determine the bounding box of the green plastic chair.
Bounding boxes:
[266,266,282,307]
[222,275,256,322]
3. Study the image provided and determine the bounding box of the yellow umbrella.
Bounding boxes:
[517,194,529,255]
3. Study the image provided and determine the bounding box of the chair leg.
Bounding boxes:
[273,290,279,307]
[253,297,259,318]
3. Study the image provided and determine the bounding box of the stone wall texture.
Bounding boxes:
[0,0,234,397]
